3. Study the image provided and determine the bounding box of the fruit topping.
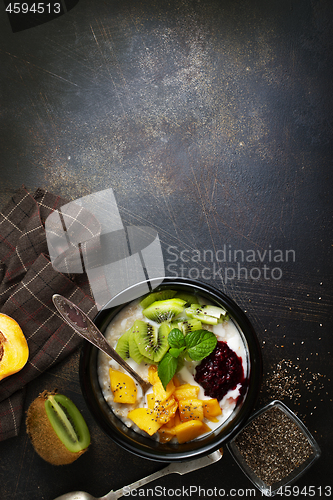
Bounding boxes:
[140,290,177,309]
[127,408,162,436]
[174,420,211,444]
[128,368,218,443]
[178,399,204,422]
[142,298,186,323]
[133,320,169,362]
[185,304,227,325]
[109,368,137,404]
[194,341,244,401]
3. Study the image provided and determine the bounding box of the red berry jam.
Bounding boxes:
[194,341,244,401]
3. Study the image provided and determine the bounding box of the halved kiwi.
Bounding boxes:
[26,390,90,465]
[142,298,186,323]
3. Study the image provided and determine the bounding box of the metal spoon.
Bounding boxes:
[52,294,151,394]
[53,449,223,500]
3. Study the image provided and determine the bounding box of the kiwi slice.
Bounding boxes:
[26,390,90,465]
[142,298,186,323]
[185,304,227,325]
[133,320,169,362]
[140,290,177,309]
[128,329,154,365]
[115,328,132,360]
[176,318,203,334]
[158,321,173,338]
[175,292,198,306]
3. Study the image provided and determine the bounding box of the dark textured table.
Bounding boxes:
[0,0,332,499]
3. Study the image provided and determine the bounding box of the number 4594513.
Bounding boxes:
[5,3,61,14]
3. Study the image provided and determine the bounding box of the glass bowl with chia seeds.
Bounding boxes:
[227,400,321,496]
[80,277,263,462]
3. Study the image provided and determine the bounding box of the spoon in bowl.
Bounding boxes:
[52,294,151,394]
[53,448,223,500]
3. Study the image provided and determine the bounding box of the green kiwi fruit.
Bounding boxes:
[185,304,227,325]
[173,318,202,334]
[128,328,154,365]
[115,327,132,359]
[142,298,186,323]
[158,321,173,338]
[26,390,90,466]
[139,290,177,309]
[133,320,169,362]
[174,292,198,306]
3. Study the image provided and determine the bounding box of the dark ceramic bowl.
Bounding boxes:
[80,277,262,462]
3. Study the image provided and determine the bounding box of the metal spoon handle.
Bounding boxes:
[52,294,151,393]
[102,450,223,499]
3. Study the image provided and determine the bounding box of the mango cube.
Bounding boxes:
[147,365,176,404]
[203,399,222,422]
[109,368,137,404]
[148,365,159,385]
[147,393,178,424]
[127,408,162,436]
[174,383,200,401]
[158,426,176,443]
[178,399,204,422]
[174,420,207,444]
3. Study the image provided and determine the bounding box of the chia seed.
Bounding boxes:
[234,406,313,486]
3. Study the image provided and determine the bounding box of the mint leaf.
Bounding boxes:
[169,346,186,358]
[168,328,186,349]
[158,353,178,389]
[185,330,217,361]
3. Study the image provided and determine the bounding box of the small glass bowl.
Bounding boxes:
[227,400,321,496]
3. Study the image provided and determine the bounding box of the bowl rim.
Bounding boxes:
[79,277,263,462]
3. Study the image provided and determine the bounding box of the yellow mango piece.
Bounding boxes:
[200,422,212,434]
[156,397,178,425]
[174,420,206,444]
[146,392,155,409]
[0,313,29,381]
[158,426,176,443]
[174,383,200,401]
[154,378,175,404]
[153,379,175,403]
[148,365,159,385]
[127,408,162,436]
[173,410,181,426]
[164,409,181,429]
[147,393,178,424]
[148,365,176,403]
[179,399,204,422]
[109,368,137,404]
[173,374,181,387]
[203,399,222,422]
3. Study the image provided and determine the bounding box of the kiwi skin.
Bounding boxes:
[26,390,87,466]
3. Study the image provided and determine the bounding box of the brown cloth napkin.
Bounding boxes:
[0,187,97,442]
